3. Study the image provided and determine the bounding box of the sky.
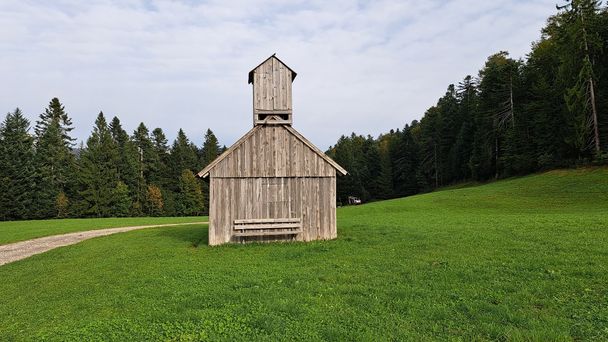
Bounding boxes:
[1,0,558,149]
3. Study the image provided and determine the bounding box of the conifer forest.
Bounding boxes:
[1,1,607,220]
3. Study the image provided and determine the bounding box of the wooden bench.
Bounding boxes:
[233,218,302,237]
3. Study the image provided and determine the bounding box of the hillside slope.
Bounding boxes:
[0,167,606,341]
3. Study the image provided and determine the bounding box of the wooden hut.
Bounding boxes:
[198,54,347,246]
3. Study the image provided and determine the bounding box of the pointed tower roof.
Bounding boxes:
[248,54,297,84]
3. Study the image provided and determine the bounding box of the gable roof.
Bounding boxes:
[197,125,347,178]
[248,54,297,84]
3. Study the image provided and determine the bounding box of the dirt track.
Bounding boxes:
[0,222,207,266]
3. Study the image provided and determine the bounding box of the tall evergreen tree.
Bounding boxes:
[151,127,171,186]
[78,112,121,217]
[132,123,159,206]
[198,129,221,213]
[34,98,75,143]
[33,98,77,218]
[557,0,604,155]
[170,129,198,191]
[0,109,36,220]
[200,129,221,167]
[418,106,443,187]
[453,76,477,180]
[391,123,420,196]
[109,117,139,198]
[151,127,175,215]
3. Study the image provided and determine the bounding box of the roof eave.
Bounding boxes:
[196,124,347,178]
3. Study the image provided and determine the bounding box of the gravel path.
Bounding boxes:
[0,221,208,266]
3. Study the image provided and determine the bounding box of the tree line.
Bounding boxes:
[2,1,607,219]
[0,98,222,220]
[328,0,608,204]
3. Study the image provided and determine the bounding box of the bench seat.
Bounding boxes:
[233,218,302,237]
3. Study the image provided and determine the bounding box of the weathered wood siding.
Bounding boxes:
[252,57,293,113]
[210,125,335,178]
[202,55,344,246]
[208,177,336,246]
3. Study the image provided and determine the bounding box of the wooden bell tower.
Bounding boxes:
[248,54,297,126]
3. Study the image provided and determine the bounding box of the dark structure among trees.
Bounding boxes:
[198,55,347,245]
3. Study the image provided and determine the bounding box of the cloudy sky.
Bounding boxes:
[1,0,557,149]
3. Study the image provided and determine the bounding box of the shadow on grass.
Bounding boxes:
[155,224,209,247]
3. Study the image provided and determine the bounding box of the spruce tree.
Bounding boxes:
[453,76,477,180]
[112,181,132,217]
[200,129,220,167]
[34,98,75,143]
[199,129,220,212]
[170,129,198,191]
[151,128,174,214]
[177,170,205,216]
[109,117,139,197]
[151,128,171,187]
[524,38,570,168]
[132,123,159,207]
[33,98,77,218]
[327,135,362,204]
[78,112,120,217]
[557,0,604,155]
[391,123,420,197]
[0,109,36,220]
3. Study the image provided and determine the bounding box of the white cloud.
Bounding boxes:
[0,0,556,148]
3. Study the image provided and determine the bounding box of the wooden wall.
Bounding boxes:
[204,122,342,246]
[252,57,292,113]
[210,125,335,178]
[208,177,336,246]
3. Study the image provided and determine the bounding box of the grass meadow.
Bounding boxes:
[0,216,207,245]
[0,168,607,340]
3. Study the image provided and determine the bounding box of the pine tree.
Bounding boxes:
[0,109,36,220]
[78,112,120,217]
[33,98,77,218]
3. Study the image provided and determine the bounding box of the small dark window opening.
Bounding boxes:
[258,114,290,121]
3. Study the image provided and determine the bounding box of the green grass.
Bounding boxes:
[0,168,607,340]
[0,216,208,245]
